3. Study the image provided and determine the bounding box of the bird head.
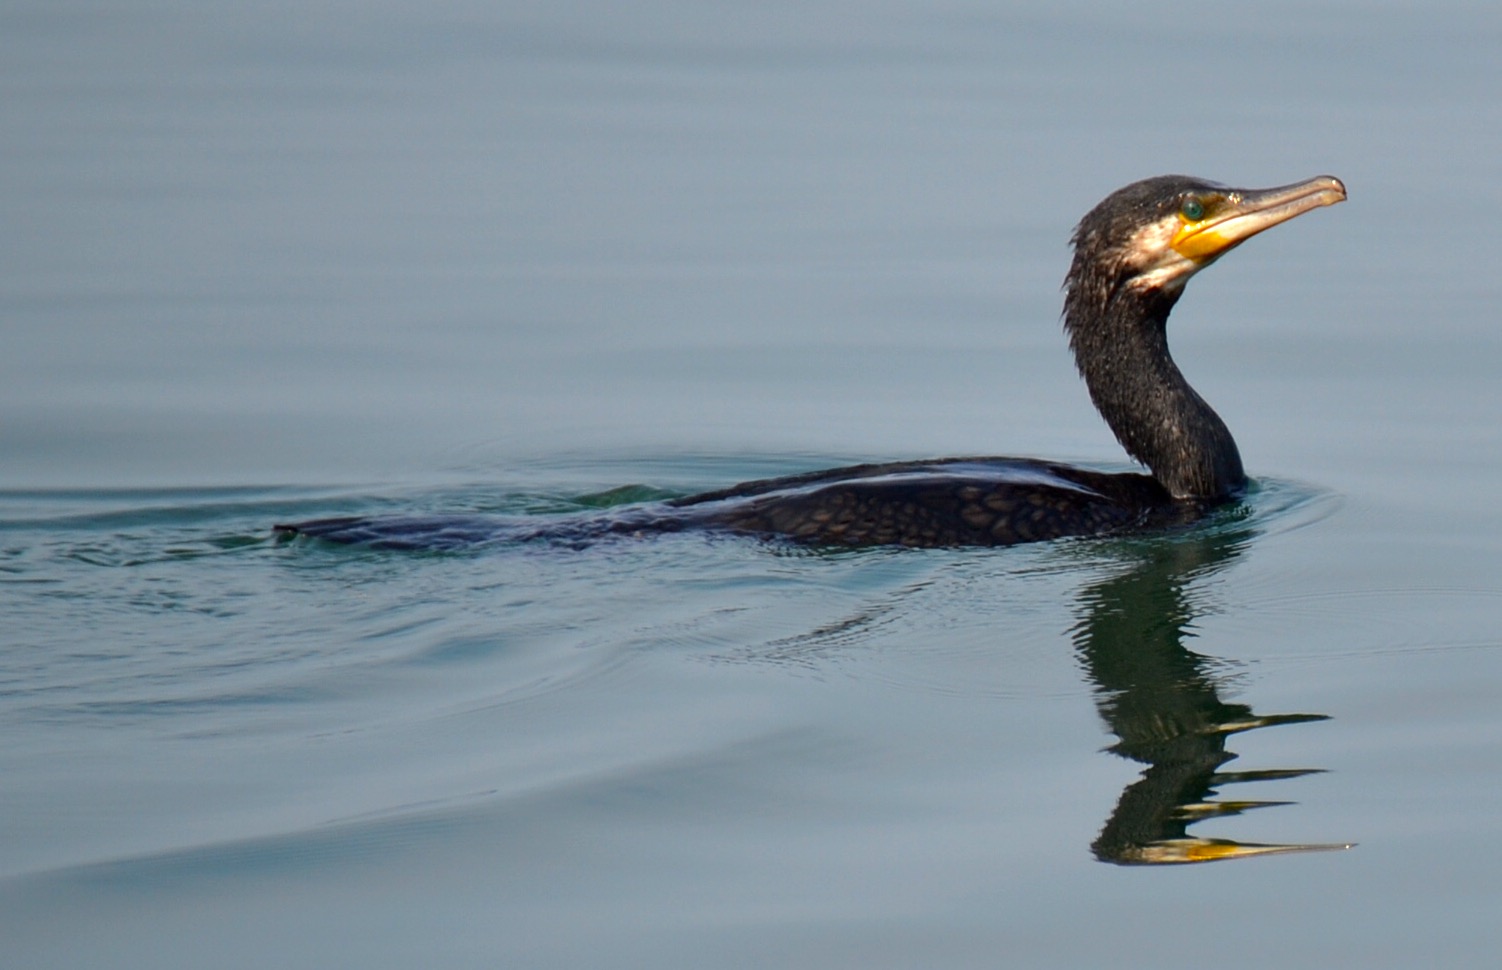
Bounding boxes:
[1065,174,1347,311]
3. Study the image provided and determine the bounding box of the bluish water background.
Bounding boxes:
[4,1,1502,967]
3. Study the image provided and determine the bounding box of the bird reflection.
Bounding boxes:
[1072,523,1351,864]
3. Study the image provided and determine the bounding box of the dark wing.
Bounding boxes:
[679,459,1181,547]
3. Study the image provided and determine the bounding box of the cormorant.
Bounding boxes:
[277,174,1345,549]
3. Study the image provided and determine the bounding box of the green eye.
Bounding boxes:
[1181,198,1205,221]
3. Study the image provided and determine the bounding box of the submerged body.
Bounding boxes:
[281,458,1206,550]
[278,175,1345,550]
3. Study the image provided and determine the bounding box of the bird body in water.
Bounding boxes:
[277,174,1345,550]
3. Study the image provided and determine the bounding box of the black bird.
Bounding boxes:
[277,175,1345,550]
[661,175,1346,546]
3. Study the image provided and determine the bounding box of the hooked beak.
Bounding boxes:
[1172,175,1347,262]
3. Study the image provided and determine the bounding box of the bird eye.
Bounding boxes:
[1180,198,1206,221]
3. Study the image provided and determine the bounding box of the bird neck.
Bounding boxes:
[1064,283,1245,500]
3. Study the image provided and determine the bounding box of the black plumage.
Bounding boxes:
[664,174,1345,546]
[277,174,1344,550]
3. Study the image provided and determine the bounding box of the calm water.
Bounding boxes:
[5,2,1502,967]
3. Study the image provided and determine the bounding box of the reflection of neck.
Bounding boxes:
[1065,282,1244,499]
[1073,539,1228,742]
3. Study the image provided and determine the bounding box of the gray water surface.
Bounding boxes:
[5,2,1502,967]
